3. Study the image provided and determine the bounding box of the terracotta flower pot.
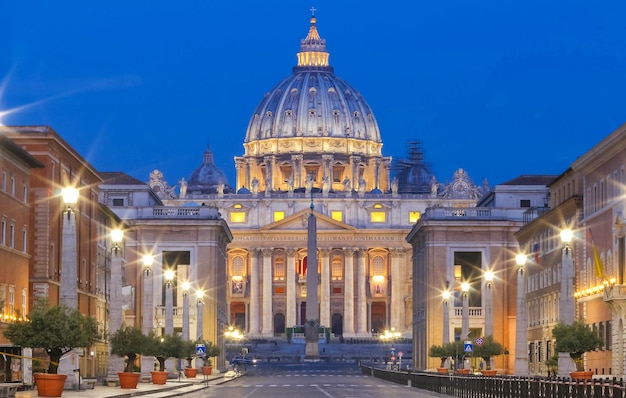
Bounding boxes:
[455,368,470,375]
[184,368,198,378]
[481,369,497,376]
[118,372,140,389]
[201,366,212,375]
[150,370,168,385]
[437,367,449,374]
[34,373,67,397]
[570,371,593,381]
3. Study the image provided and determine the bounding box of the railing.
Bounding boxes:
[113,206,222,220]
[361,364,626,398]
[453,307,483,317]
[421,207,529,222]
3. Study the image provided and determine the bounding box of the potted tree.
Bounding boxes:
[3,299,99,397]
[201,341,220,375]
[144,332,186,384]
[553,320,603,380]
[110,325,149,388]
[429,344,451,374]
[473,336,503,376]
[181,340,198,378]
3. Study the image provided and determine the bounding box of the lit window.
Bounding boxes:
[374,203,382,209]
[234,203,242,209]
[274,211,285,222]
[370,211,386,223]
[409,211,421,223]
[274,258,285,281]
[230,212,246,223]
[372,256,384,276]
[331,258,343,280]
[331,211,343,222]
[232,256,244,277]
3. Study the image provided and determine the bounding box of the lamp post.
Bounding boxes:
[141,254,155,380]
[442,286,450,345]
[164,269,175,336]
[558,228,576,376]
[461,282,470,340]
[182,281,190,341]
[484,270,494,338]
[107,228,124,381]
[60,186,79,309]
[514,253,529,376]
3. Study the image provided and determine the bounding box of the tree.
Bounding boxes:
[201,340,220,367]
[3,299,99,374]
[144,333,186,372]
[473,336,503,370]
[553,320,603,371]
[110,325,150,372]
[429,344,452,368]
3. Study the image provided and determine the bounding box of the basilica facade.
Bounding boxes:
[147,14,485,341]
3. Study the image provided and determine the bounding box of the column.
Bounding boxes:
[320,249,331,328]
[350,156,361,192]
[558,230,576,376]
[373,158,381,190]
[343,249,355,337]
[514,254,528,375]
[286,249,297,328]
[182,284,190,340]
[356,250,368,336]
[262,248,274,337]
[264,155,275,191]
[292,155,303,189]
[141,258,155,380]
[248,250,260,337]
[389,249,404,334]
[461,282,470,341]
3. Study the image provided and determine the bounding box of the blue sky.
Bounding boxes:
[2,1,626,188]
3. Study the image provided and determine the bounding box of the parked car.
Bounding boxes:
[231,355,256,365]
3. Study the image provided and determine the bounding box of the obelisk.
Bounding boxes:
[305,200,320,359]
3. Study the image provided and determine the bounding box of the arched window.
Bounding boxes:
[331,257,343,280]
[232,256,244,277]
[372,256,384,276]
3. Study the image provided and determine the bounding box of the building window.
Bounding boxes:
[331,258,343,280]
[112,198,124,206]
[372,256,384,276]
[370,211,386,223]
[230,212,246,223]
[8,286,14,318]
[23,184,27,203]
[274,258,285,281]
[1,171,5,191]
[1,219,5,246]
[22,229,27,253]
[520,199,531,208]
[9,224,14,249]
[274,211,285,222]
[21,289,27,319]
[409,211,420,223]
[232,256,245,277]
[10,177,15,196]
[331,211,343,222]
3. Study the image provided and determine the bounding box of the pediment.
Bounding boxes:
[260,209,356,232]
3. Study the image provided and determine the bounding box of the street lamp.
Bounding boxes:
[484,270,494,338]
[461,282,470,340]
[140,253,155,380]
[164,269,175,336]
[107,228,124,381]
[514,253,528,376]
[182,281,191,341]
[60,186,79,309]
[442,284,451,345]
[558,228,576,376]
[196,290,204,342]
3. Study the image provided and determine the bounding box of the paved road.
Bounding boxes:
[182,362,450,398]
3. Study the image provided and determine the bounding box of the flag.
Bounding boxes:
[532,242,540,264]
[587,228,606,279]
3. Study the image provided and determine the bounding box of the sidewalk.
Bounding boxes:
[16,373,226,398]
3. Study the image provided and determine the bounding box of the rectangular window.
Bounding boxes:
[331,260,342,280]
[1,219,5,246]
[409,211,420,223]
[274,259,285,281]
[273,211,285,222]
[8,286,14,317]
[112,198,124,206]
[230,212,246,223]
[1,171,5,191]
[22,229,27,253]
[520,199,531,208]
[370,211,386,223]
[9,224,14,249]
[606,320,612,350]
[331,211,343,222]
[23,184,27,203]
[10,177,15,196]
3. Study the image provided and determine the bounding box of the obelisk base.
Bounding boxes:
[304,324,320,361]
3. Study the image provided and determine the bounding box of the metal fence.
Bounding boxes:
[360,365,626,398]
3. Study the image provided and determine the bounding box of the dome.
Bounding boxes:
[243,14,382,156]
[188,145,232,194]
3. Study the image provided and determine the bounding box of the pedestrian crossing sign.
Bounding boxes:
[196,343,206,357]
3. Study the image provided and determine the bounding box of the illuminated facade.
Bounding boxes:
[155,14,484,340]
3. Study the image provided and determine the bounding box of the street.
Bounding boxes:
[181,362,449,398]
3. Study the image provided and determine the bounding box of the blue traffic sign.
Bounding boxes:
[464,342,473,353]
[196,343,206,357]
